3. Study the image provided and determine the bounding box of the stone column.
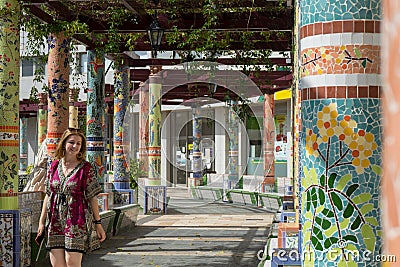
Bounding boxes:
[0,0,20,210]
[86,50,106,186]
[383,0,400,263]
[299,1,382,265]
[190,106,202,187]
[113,63,130,189]
[147,68,162,186]
[37,92,48,147]
[138,82,149,176]
[227,101,239,189]
[263,94,275,192]
[47,32,70,161]
[19,117,28,172]
[68,88,79,129]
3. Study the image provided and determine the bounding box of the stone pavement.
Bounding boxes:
[40,187,274,267]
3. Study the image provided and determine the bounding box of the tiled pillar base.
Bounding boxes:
[0,209,32,267]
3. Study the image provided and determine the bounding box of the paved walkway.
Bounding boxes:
[42,187,274,267]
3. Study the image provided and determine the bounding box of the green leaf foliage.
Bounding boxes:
[343,203,355,218]
[336,174,352,191]
[345,184,359,197]
[328,173,337,188]
[361,224,375,252]
[350,215,362,230]
[330,191,343,211]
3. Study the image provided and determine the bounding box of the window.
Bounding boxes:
[22,59,34,76]
[79,53,87,74]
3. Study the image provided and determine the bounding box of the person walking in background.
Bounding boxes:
[37,128,106,267]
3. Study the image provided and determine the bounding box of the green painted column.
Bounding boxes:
[86,50,106,185]
[147,72,162,186]
[46,32,70,161]
[299,1,382,266]
[0,0,20,210]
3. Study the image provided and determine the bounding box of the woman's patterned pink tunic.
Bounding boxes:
[45,160,102,253]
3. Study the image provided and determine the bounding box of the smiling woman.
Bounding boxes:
[37,128,106,267]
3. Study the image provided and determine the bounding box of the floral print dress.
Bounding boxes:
[45,160,102,253]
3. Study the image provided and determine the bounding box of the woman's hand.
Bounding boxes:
[95,224,106,242]
[37,222,45,236]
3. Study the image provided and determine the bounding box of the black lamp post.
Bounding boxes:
[147,19,164,58]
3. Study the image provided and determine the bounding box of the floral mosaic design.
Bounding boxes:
[300,100,382,266]
[86,50,106,182]
[47,33,70,130]
[148,82,161,184]
[113,65,129,183]
[301,45,380,77]
[0,0,20,198]
[300,0,381,26]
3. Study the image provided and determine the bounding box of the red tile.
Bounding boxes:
[375,21,381,33]
[354,21,364,32]
[323,22,332,34]
[347,86,357,98]
[369,86,379,98]
[337,86,346,98]
[317,86,326,99]
[365,21,374,33]
[343,21,353,32]
[302,88,307,100]
[307,24,313,37]
[314,22,322,35]
[333,21,342,33]
[326,86,335,98]
[310,87,317,99]
[358,86,369,97]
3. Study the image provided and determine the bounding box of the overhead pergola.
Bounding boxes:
[19,0,294,114]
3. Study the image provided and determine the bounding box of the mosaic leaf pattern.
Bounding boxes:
[300,100,382,266]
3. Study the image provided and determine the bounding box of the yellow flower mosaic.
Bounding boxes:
[305,103,377,174]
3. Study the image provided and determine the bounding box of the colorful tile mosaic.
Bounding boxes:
[300,0,382,26]
[300,99,382,266]
[0,0,20,209]
[0,209,32,267]
[301,45,380,77]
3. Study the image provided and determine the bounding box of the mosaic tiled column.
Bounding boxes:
[227,101,239,189]
[0,2,31,267]
[113,63,130,190]
[68,87,79,129]
[37,92,48,147]
[190,106,202,187]
[19,117,28,172]
[47,32,70,161]
[138,82,149,176]
[383,1,400,263]
[263,94,275,192]
[0,0,20,210]
[299,1,382,265]
[86,50,106,186]
[147,71,162,186]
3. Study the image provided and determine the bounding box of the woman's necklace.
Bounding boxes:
[62,158,79,177]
